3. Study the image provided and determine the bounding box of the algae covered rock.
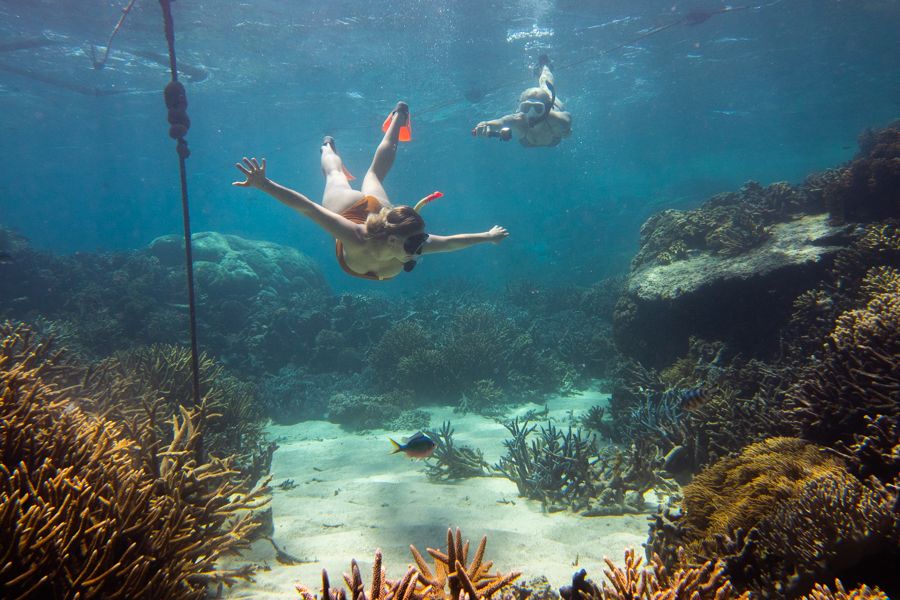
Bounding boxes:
[148,231,327,299]
[614,214,850,367]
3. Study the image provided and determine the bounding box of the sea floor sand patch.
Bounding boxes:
[223,388,651,599]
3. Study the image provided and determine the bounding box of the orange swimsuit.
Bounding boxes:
[335,195,392,281]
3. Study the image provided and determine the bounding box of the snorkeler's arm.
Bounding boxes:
[474,114,527,137]
[422,226,509,254]
[549,110,572,137]
[233,157,362,243]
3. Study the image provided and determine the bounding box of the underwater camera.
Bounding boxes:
[471,126,512,141]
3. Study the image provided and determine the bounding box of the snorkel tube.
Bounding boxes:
[414,191,444,213]
[403,191,445,273]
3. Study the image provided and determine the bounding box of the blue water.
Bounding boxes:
[1,0,898,293]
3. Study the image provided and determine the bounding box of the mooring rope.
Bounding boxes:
[158,0,201,409]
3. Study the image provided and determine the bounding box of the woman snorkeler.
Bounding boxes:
[234,102,509,281]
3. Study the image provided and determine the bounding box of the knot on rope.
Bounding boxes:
[164,80,191,140]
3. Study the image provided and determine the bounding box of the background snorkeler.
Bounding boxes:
[472,55,572,148]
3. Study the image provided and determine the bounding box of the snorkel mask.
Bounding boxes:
[518,81,556,125]
[402,191,444,272]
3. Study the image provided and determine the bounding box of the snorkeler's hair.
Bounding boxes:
[366,206,425,240]
[519,86,552,105]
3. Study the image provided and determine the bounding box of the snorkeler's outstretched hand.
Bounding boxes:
[487,225,509,243]
[233,157,267,188]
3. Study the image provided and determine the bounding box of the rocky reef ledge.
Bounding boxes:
[615,213,851,367]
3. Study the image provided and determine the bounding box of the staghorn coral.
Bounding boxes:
[425,421,490,481]
[296,548,421,600]
[0,325,270,599]
[410,528,522,600]
[802,580,889,600]
[77,343,268,476]
[495,419,599,511]
[784,269,899,481]
[296,529,520,600]
[559,549,750,600]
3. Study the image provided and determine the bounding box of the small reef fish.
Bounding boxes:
[677,387,707,412]
[388,431,437,459]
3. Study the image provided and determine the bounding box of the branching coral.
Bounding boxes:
[296,529,520,600]
[784,268,899,481]
[495,419,599,511]
[410,528,522,600]
[77,343,268,477]
[0,325,270,599]
[425,421,489,481]
[802,580,889,600]
[559,549,750,600]
[753,472,900,597]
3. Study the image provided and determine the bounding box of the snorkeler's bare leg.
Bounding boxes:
[321,138,364,214]
[361,102,407,205]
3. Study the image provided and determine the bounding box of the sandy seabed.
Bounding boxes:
[223,388,652,599]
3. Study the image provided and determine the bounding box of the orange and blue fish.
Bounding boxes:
[388,431,437,459]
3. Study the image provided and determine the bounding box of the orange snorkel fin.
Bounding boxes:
[382,110,412,142]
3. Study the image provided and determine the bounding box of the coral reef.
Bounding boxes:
[824,122,900,224]
[802,581,889,600]
[77,343,270,478]
[495,419,599,511]
[0,323,270,598]
[784,266,899,483]
[410,528,522,600]
[631,180,819,271]
[425,421,490,481]
[559,549,749,600]
[786,223,900,359]
[368,305,570,404]
[752,472,900,597]
[647,438,900,598]
[295,528,520,600]
[615,213,849,367]
[677,438,846,557]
